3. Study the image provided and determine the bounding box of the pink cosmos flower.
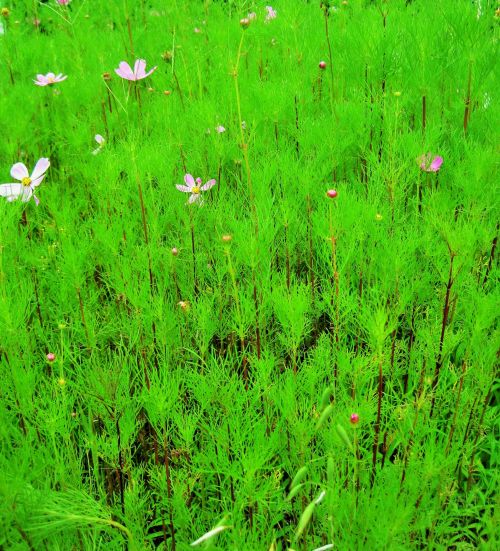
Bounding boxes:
[0,158,50,206]
[46,353,56,362]
[419,153,443,172]
[215,125,226,133]
[265,6,277,22]
[56,0,71,5]
[176,174,216,205]
[114,59,157,81]
[34,72,67,86]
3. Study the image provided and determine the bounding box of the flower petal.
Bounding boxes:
[20,187,33,203]
[30,158,50,180]
[134,59,146,79]
[95,134,105,145]
[188,193,200,204]
[115,61,135,80]
[176,185,192,192]
[200,179,216,191]
[33,194,40,207]
[0,183,23,199]
[56,74,68,82]
[144,66,157,79]
[30,174,46,188]
[10,163,29,180]
[429,156,443,172]
[184,174,195,188]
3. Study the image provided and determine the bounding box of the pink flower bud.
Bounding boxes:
[46,353,56,362]
[326,189,338,198]
[350,413,360,425]
[171,247,179,256]
[319,61,327,70]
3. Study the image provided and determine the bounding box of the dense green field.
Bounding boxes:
[0,1,498,549]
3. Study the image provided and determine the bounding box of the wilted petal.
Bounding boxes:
[30,158,50,180]
[184,174,195,188]
[190,525,230,547]
[200,179,216,191]
[10,163,29,181]
[176,185,192,192]
[188,193,201,204]
[33,194,40,207]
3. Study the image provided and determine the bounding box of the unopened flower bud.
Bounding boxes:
[350,413,360,425]
[164,90,171,96]
[102,72,111,81]
[57,377,66,387]
[1,7,10,18]
[240,17,250,28]
[178,301,189,311]
[326,189,338,199]
[171,247,179,256]
[319,60,327,70]
[375,213,383,221]
[222,234,232,243]
[46,352,56,362]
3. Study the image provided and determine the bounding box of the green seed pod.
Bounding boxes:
[287,482,305,501]
[327,455,335,486]
[316,403,334,430]
[320,386,332,410]
[295,500,316,540]
[290,466,308,490]
[335,423,354,454]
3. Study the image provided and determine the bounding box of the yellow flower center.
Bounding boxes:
[192,186,200,194]
[21,177,32,187]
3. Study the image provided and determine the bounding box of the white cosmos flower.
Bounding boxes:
[92,134,105,155]
[0,158,50,206]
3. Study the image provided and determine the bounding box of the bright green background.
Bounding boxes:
[0,1,498,549]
